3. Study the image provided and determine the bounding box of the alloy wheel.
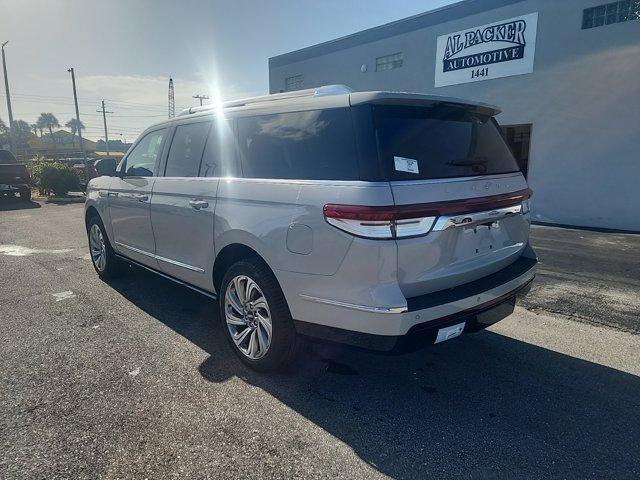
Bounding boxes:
[224,275,273,360]
[89,224,107,272]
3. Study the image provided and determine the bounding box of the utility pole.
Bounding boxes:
[97,100,113,156]
[168,78,175,118]
[68,67,89,183]
[193,94,209,106]
[2,41,15,155]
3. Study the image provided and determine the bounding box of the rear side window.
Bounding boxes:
[164,122,210,177]
[237,108,359,180]
[374,105,520,180]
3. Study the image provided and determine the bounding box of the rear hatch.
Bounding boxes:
[0,163,30,185]
[372,102,531,298]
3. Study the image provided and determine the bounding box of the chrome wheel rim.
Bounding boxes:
[224,275,272,360]
[89,224,107,272]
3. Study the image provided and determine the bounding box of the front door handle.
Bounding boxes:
[189,200,209,210]
[133,194,149,202]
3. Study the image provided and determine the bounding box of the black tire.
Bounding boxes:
[219,258,301,372]
[86,214,124,280]
[19,188,31,201]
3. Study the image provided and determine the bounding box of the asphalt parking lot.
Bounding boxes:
[1,199,639,479]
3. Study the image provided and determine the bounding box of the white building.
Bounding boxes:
[270,0,640,231]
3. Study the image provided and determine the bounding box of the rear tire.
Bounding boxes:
[219,258,301,372]
[19,188,31,201]
[86,214,124,280]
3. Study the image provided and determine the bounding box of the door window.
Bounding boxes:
[123,129,166,177]
[164,122,211,177]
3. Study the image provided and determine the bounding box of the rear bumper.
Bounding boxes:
[0,183,29,192]
[293,255,536,351]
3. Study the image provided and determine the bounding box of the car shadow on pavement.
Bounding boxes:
[108,266,640,479]
[0,197,41,211]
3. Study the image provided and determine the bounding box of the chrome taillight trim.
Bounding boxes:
[431,204,522,231]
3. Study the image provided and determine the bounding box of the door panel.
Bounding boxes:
[150,177,218,290]
[109,177,158,268]
[108,128,167,268]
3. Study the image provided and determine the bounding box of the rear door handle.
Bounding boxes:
[189,200,209,210]
[133,194,149,202]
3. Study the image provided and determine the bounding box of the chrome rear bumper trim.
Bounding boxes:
[299,293,408,314]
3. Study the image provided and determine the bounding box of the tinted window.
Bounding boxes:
[164,122,210,177]
[200,118,238,177]
[124,129,166,177]
[237,108,359,180]
[374,105,520,181]
[0,150,17,163]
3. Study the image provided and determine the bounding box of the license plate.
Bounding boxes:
[434,322,465,344]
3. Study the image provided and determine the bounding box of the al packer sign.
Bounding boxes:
[435,12,538,87]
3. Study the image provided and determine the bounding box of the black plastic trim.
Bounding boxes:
[406,256,536,312]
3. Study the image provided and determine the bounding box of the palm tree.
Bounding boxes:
[35,117,45,137]
[31,123,39,137]
[65,118,85,148]
[37,113,60,152]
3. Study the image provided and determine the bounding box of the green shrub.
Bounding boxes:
[29,160,80,196]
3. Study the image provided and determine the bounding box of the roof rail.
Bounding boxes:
[177,84,353,116]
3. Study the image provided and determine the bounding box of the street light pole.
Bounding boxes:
[1,41,15,155]
[67,67,89,185]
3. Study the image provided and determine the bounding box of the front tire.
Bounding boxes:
[219,258,300,372]
[87,214,124,279]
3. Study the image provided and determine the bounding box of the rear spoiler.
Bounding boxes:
[349,91,501,117]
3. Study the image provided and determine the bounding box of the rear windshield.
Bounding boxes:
[374,105,519,181]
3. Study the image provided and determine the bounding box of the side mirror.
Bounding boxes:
[94,158,117,177]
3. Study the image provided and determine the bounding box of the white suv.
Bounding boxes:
[85,85,536,371]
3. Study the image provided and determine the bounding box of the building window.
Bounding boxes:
[284,75,303,91]
[375,52,403,72]
[582,1,639,29]
[501,124,532,178]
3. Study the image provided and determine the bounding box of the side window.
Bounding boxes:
[164,121,210,177]
[124,129,166,177]
[200,118,239,177]
[237,108,359,180]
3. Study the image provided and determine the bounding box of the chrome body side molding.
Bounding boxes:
[115,242,205,273]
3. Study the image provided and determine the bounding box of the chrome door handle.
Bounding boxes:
[107,192,118,197]
[133,194,149,202]
[189,200,209,210]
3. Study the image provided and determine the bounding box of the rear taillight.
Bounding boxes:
[324,188,533,240]
[323,204,436,239]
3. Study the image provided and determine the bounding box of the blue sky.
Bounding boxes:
[1,0,455,140]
